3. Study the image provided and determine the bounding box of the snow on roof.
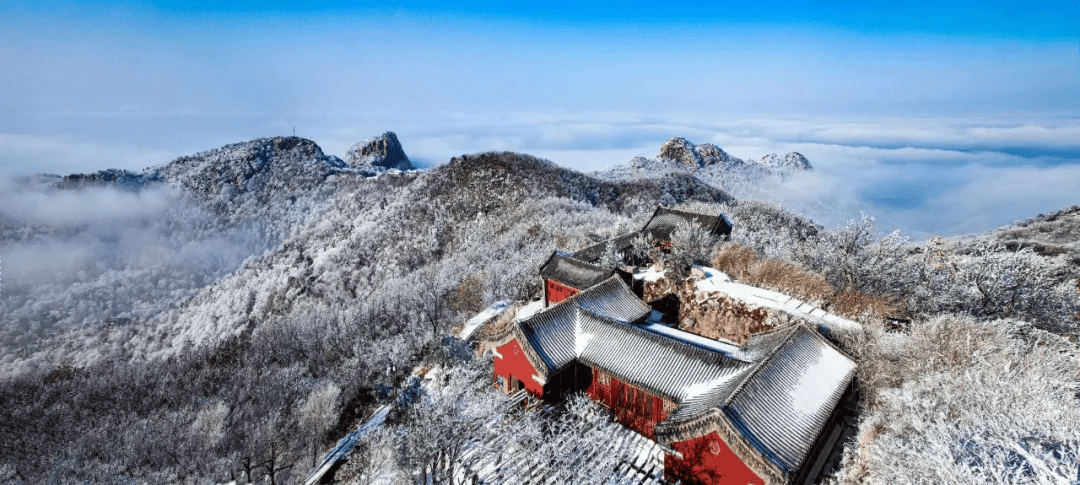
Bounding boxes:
[640,323,746,362]
[642,207,732,240]
[724,325,857,472]
[539,252,616,290]
[572,276,652,323]
[518,276,653,373]
[572,231,639,265]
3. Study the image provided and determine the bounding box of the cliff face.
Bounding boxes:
[345,132,415,172]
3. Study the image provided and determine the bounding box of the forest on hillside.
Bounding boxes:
[1,141,1077,484]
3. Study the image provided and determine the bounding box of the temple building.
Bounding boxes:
[483,276,855,485]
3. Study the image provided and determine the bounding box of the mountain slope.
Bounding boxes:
[0,144,732,375]
[994,205,1080,262]
[149,136,355,236]
[430,151,732,215]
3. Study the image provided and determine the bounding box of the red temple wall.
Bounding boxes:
[545,279,580,305]
[666,431,764,485]
[585,367,670,439]
[493,339,544,397]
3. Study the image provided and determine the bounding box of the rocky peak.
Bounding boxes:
[658,137,742,169]
[695,143,741,167]
[654,137,813,173]
[658,137,702,168]
[345,132,414,172]
[760,152,812,171]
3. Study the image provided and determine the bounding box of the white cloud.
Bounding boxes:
[0,133,179,176]
[0,179,173,225]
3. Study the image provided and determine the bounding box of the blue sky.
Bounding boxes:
[2,1,1079,235]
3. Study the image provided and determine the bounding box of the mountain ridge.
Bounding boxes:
[654,136,813,173]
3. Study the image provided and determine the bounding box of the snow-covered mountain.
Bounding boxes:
[598,137,813,208]
[759,151,812,171]
[650,136,812,173]
[0,135,731,376]
[51,168,164,191]
[1,130,1078,485]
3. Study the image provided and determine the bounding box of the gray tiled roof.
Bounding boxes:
[572,231,640,265]
[520,304,751,402]
[572,276,651,323]
[580,319,753,402]
[539,252,616,290]
[723,325,856,472]
[519,302,582,371]
[664,326,801,422]
[642,207,732,240]
[518,276,652,373]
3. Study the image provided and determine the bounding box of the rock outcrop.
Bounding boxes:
[641,271,777,344]
[677,278,772,345]
[657,137,701,167]
[760,152,812,171]
[654,137,812,173]
[695,143,743,168]
[657,137,742,169]
[345,132,414,172]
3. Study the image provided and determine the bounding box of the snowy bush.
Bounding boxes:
[830,316,1080,484]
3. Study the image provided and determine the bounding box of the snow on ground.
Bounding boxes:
[695,266,733,283]
[456,299,547,342]
[692,265,861,333]
[636,264,860,334]
[303,405,392,485]
[632,266,666,283]
[456,301,512,341]
[514,299,545,322]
